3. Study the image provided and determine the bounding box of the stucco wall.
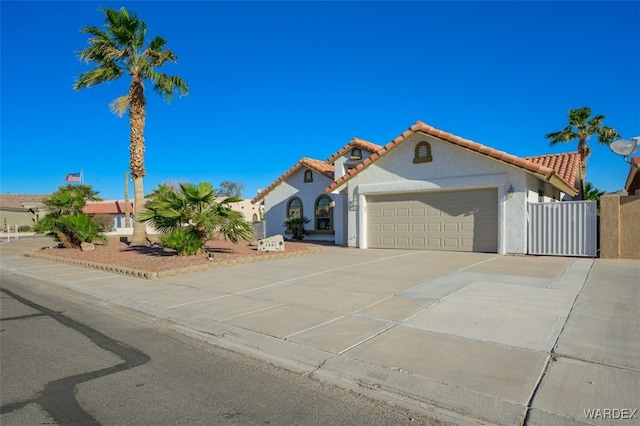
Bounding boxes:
[333,149,376,181]
[600,195,640,259]
[0,210,41,230]
[263,167,342,243]
[342,133,535,254]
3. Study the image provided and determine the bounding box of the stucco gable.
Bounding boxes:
[326,138,382,164]
[252,157,334,203]
[326,121,578,196]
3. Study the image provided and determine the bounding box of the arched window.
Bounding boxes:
[304,170,313,182]
[315,195,333,231]
[413,141,433,164]
[286,197,303,233]
[350,147,362,160]
[287,197,302,219]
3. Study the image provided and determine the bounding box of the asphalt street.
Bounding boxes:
[1,272,449,425]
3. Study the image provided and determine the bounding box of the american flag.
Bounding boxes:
[66,172,81,182]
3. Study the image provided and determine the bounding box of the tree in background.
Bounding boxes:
[139,182,254,255]
[33,185,106,248]
[217,181,245,198]
[75,7,188,246]
[583,181,606,211]
[545,107,620,186]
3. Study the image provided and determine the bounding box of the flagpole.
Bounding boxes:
[81,169,84,184]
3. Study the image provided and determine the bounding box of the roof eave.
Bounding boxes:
[542,173,578,196]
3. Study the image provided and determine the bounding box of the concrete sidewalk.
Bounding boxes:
[1,239,638,425]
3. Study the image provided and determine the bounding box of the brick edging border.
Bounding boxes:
[24,248,328,280]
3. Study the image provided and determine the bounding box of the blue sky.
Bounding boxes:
[1,1,638,200]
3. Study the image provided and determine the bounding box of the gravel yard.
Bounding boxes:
[7,235,332,274]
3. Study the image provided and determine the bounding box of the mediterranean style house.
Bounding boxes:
[252,120,582,255]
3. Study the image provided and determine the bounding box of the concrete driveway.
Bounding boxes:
[1,241,638,425]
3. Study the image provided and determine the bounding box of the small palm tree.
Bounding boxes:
[33,185,106,248]
[583,182,605,201]
[584,181,606,211]
[75,7,188,246]
[139,182,254,255]
[41,184,102,216]
[545,107,620,185]
[284,216,310,240]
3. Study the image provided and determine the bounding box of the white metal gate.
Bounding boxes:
[527,201,598,257]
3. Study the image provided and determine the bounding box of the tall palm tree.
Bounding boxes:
[545,107,620,185]
[74,7,188,246]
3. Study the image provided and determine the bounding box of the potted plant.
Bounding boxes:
[283,216,310,240]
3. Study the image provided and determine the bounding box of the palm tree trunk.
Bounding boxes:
[129,73,148,246]
[577,138,588,200]
[577,138,588,180]
[130,177,148,245]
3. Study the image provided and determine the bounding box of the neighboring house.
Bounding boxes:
[0,194,48,231]
[253,121,582,254]
[624,156,640,195]
[84,200,134,230]
[214,197,264,223]
[83,198,263,232]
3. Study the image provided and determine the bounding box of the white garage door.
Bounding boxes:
[367,189,498,252]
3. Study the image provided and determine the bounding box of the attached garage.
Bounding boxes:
[367,188,498,252]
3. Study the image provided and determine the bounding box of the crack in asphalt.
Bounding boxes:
[0,287,150,425]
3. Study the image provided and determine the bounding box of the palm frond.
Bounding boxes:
[109,95,130,117]
[598,126,621,144]
[545,127,575,145]
[74,66,122,90]
[147,72,189,102]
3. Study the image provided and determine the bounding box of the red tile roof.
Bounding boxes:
[84,201,134,215]
[326,121,578,195]
[326,138,382,164]
[524,152,582,189]
[252,158,334,203]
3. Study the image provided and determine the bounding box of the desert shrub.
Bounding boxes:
[93,214,114,231]
[18,225,32,232]
[159,227,202,256]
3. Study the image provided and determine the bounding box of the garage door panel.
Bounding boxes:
[460,223,474,232]
[411,238,426,247]
[396,238,410,246]
[412,223,425,232]
[368,189,497,253]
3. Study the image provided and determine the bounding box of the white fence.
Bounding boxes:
[527,201,598,257]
